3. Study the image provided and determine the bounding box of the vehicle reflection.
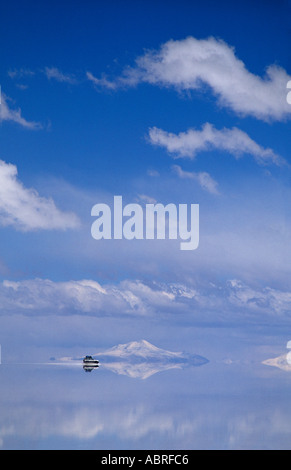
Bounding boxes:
[83,364,99,372]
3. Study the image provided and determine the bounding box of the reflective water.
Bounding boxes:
[1,327,291,450]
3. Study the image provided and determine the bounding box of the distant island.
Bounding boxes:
[263,354,291,372]
[59,339,209,379]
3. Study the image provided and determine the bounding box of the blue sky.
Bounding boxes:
[0,0,291,341]
[2,0,291,451]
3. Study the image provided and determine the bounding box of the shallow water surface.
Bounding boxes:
[1,327,291,450]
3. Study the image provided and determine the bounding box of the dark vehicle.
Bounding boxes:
[83,355,99,365]
[83,355,99,372]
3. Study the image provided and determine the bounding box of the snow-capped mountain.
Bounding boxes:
[96,339,185,360]
[263,353,291,371]
[60,339,208,379]
[263,341,291,372]
[91,340,208,379]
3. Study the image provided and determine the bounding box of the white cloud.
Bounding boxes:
[0,278,181,316]
[227,279,291,314]
[148,123,284,166]
[44,67,77,84]
[8,66,77,85]
[93,36,291,121]
[1,275,291,321]
[147,169,160,177]
[7,68,35,79]
[0,93,41,129]
[86,71,118,90]
[0,160,80,231]
[172,164,219,195]
[136,194,157,204]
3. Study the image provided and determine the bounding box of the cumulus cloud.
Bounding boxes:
[0,276,290,321]
[44,67,77,84]
[0,93,41,129]
[148,123,284,166]
[227,279,291,315]
[172,164,219,195]
[91,36,291,121]
[0,278,183,316]
[0,160,80,231]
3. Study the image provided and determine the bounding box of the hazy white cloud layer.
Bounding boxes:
[1,276,290,321]
[90,36,291,121]
[149,124,284,165]
[0,160,80,231]
[0,93,41,129]
[1,387,291,449]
